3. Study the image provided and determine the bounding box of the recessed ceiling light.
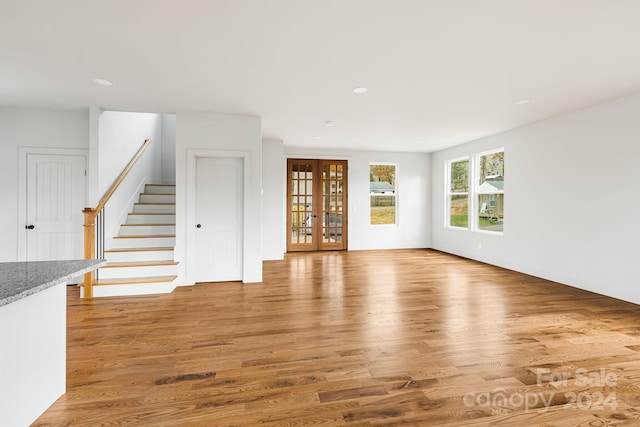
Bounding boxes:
[324,121,335,127]
[515,98,531,105]
[352,87,368,94]
[314,136,321,140]
[92,78,113,86]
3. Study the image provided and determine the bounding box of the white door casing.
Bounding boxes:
[18,149,88,261]
[192,156,244,282]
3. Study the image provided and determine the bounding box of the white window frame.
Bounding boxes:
[445,156,470,230]
[445,148,504,235]
[474,148,504,235]
[369,162,398,226]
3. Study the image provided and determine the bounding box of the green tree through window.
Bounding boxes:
[370,163,396,225]
[448,158,469,227]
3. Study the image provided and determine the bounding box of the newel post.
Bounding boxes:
[83,208,97,299]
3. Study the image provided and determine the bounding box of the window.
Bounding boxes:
[370,163,396,225]
[476,150,504,232]
[446,158,469,228]
[446,149,504,233]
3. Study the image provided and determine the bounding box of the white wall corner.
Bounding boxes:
[261,138,285,261]
[88,106,103,207]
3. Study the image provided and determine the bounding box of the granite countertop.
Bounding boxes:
[0,259,106,307]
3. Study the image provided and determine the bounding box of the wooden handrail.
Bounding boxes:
[96,138,151,214]
[83,139,151,299]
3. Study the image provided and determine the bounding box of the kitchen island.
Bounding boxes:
[0,259,105,427]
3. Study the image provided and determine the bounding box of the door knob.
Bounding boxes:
[196,224,202,228]
[25,225,35,230]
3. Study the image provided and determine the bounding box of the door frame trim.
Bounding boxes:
[185,149,251,282]
[17,147,89,261]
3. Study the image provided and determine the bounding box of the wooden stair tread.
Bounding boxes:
[140,193,176,196]
[134,202,176,205]
[94,275,177,286]
[105,247,174,253]
[103,260,178,268]
[121,223,176,226]
[114,234,175,239]
[129,213,176,215]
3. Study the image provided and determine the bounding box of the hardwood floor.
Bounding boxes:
[34,250,640,426]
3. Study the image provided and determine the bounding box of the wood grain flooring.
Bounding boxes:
[33,249,640,426]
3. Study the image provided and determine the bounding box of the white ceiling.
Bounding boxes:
[2,0,640,152]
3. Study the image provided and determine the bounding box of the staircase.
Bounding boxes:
[89,184,178,298]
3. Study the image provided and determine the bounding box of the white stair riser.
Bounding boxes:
[139,194,176,203]
[109,237,176,249]
[105,250,175,263]
[133,204,176,214]
[145,185,176,194]
[98,264,178,279]
[83,282,178,298]
[126,214,176,224]
[119,224,176,236]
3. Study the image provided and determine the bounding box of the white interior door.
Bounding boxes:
[194,157,243,282]
[26,154,86,261]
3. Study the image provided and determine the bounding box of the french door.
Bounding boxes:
[287,159,348,252]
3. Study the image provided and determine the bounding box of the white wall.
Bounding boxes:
[432,92,640,305]
[97,111,163,242]
[161,114,176,184]
[175,111,263,283]
[0,107,88,262]
[284,147,431,250]
[262,138,285,260]
[88,106,102,207]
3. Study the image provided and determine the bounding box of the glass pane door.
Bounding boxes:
[287,159,348,252]
[320,160,347,250]
[288,160,316,251]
